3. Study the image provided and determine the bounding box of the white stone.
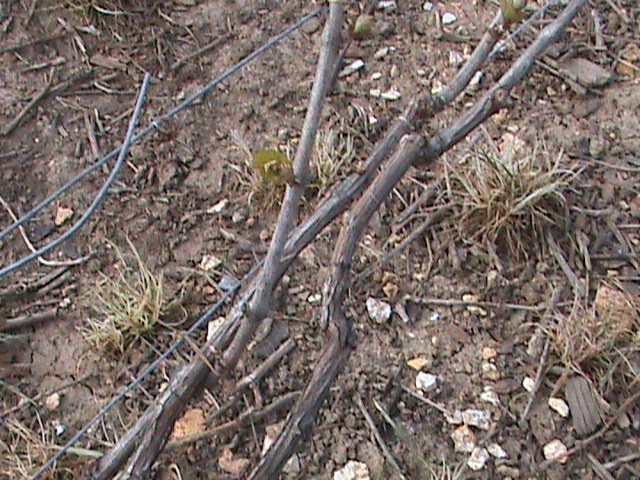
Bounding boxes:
[371,72,383,80]
[548,397,570,418]
[522,377,535,392]
[308,293,322,305]
[487,443,508,459]
[380,88,402,101]
[369,88,382,99]
[480,387,501,406]
[543,439,568,463]
[422,2,434,12]
[45,393,61,411]
[366,298,392,323]
[449,50,464,67]
[442,12,457,25]
[415,372,438,392]
[462,409,492,430]
[470,71,483,87]
[373,47,389,60]
[481,362,500,380]
[339,59,365,78]
[207,198,228,214]
[444,409,463,425]
[200,254,222,271]
[377,0,397,9]
[333,460,370,480]
[451,425,475,453]
[467,447,490,471]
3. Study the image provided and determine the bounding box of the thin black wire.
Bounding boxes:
[0,7,323,277]
[29,281,243,480]
[0,74,151,278]
[25,9,324,478]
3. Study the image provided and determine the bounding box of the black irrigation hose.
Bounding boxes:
[0,74,151,278]
[0,7,323,278]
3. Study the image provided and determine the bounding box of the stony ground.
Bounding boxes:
[1,1,639,479]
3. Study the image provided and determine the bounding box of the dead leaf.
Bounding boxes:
[55,206,74,226]
[171,408,205,439]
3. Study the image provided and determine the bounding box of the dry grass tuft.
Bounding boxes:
[548,283,640,391]
[446,141,578,258]
[1,417,60,479]
[312,121,357,192]
[81,239,164,354]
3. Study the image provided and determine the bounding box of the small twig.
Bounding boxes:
[1,309,57,332]
[3,70,55,136]
[0,194,87,268]
[587,453,616,480]
[165,391,300,452]
[171,34,233,70]
[355,206,452,281]
[603,453,640,471]
[0,31,68,54]
[547,232,584,298]
[236,338,296,392]
[356,395,407,480]
[408,296,545,312]
[401,386,452,417]
[520,336,551,423]
[84,110,101,159]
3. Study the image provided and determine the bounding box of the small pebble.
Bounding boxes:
[380,88,402,101]
[467,447,489,471]
[373,47,389,60]
[462,409,492,430]
[482,347,498,361]
[451,425,476,453]
[45,393,61,411]
[481,362,500,381]
[449,50,464,67]
[422,2,434,12]
[487,443,508,459]
[543,439,568,464]
[200,254,223,271]
[548,397,570,418]
[308,293,322,305]
[415,372,438,392]
[480,387,501,406]
[366,298,392,323]
[339,59,365,78]
[333,461,370,480]
[377,0,397,9]
[522,377,535,392]
[371,72,383,80]
[369,88,382,99]
[442,12,458,25]
[444,409,463,425]
[207,198,228,214]
[407,357,429,371]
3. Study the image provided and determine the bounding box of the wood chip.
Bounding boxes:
[565,376,602,436]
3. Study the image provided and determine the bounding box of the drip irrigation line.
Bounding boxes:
[0,7,323,276]
[28,280,242,480]
[0,74,151,278]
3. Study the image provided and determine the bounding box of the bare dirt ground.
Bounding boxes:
[1,1,639,479]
